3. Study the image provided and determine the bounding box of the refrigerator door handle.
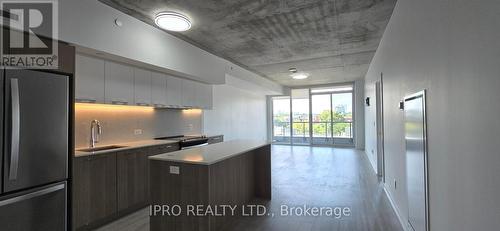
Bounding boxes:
[0,183,65,207]
[9,78,20,180]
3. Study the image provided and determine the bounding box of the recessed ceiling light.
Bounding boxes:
[155,11,191,32]
[291,72,310,80]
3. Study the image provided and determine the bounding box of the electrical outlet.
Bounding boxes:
[169,166,180,175]
[134,129,143,135]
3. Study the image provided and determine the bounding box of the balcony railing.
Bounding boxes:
[273,121,353,139]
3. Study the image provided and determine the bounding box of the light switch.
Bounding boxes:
[169,166,180,175]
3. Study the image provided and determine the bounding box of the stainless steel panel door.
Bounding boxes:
[3,70,68,192]
[0,70,3,194]
[0,182,66,231]
[404,91,428,231]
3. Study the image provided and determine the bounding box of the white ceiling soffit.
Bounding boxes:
[225,74,284,96]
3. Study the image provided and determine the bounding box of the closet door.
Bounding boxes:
[404,90,428,231]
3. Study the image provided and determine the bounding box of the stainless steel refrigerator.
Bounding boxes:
[0,69,69,231]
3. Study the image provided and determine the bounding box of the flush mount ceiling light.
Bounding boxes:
[289,68,309,80]
[155,11,191,32]
[291,72,310,80]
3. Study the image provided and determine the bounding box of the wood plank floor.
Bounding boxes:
[94,145,403,231]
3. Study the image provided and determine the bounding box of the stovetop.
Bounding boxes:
[155,135,207,142]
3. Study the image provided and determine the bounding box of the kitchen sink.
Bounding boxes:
[77,145,128,152]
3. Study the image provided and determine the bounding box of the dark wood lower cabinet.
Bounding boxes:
[150,144,272,231]
[72,143,180,230]
[73,153,117,230]
[146,143,180,203]
[117,149,148,213]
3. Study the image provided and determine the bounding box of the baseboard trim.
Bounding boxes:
[383,186,410,231]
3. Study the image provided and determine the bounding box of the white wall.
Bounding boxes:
[364,0,500,230]
[354,79,365,150]
[203,77,268,141]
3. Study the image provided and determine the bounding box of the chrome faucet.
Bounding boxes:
[90,120,102,148]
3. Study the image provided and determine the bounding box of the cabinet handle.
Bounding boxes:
[111,100,128,105]
[166,146,173,148]
[213,137,221,140]
[136,102,150,106]
[154,103,166,108]
[76,98,96,103]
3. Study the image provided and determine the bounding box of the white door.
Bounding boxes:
[376,80,385,179]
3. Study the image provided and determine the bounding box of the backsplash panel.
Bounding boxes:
[75,104,202,148]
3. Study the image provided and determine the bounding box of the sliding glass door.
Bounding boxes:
[291,89,310,145]
[331,92,354,145]
[311,94,332,145]
[310,85,354,146]
[272,84,354,146]
[272,96,291,144]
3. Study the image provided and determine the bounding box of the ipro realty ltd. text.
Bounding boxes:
[150,204,351,219]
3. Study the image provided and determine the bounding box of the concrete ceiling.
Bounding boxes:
[99,0,396,87]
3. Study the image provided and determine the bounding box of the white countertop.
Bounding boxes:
[148,140,271,165]
[74,139,179,157]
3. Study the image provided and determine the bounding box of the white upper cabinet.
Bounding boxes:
[105,61,134,105]
[191,81,202,108]
[182,80,213,109]
[133,68,152,106]
[75,54,105,103]
[181,79,196,107]
[200,84,213,109]
[194,82,213,109]
[166,76,182,107]
[151,72,168,107]
[75,54,212,109]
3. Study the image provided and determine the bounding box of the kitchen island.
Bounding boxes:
[148,140,271,231]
